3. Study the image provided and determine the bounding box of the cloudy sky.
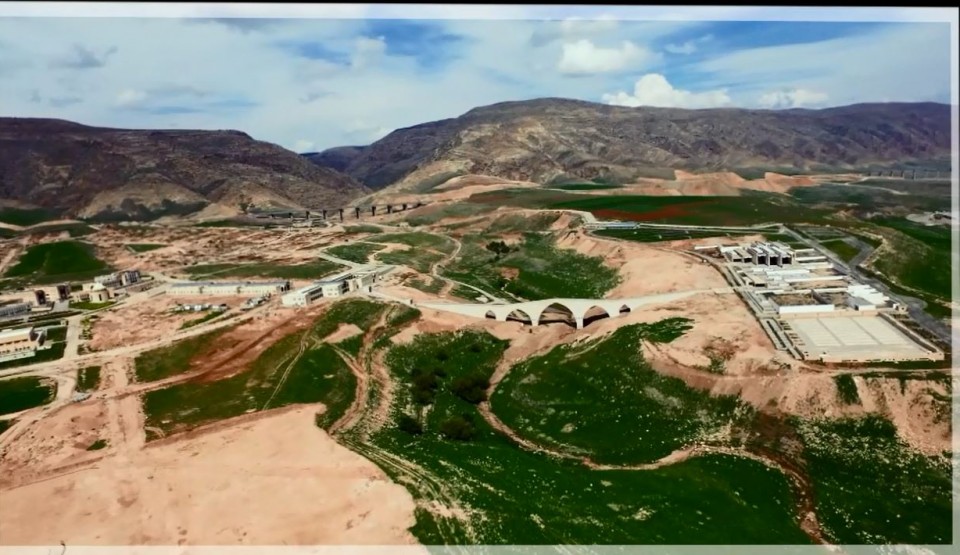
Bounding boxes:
[0,8,954,153]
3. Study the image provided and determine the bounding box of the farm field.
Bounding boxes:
[2,240,111,284]
[468,190,833,226]
[0,376,57,416]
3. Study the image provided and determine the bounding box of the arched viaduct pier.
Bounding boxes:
[418,288,734,329]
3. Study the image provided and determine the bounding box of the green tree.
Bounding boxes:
[439,415,476,441]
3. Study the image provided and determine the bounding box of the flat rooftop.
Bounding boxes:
[170,280,289,288]
[787,315,933,360]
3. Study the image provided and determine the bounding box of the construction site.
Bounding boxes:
[696,241,944,363]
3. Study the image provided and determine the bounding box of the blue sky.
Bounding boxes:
[0,9,954,152]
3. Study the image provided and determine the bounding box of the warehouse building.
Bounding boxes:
[168,280,291,297]
[0,302,32,319]
[280,266,393,307]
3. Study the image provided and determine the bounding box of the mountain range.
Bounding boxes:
[0,100,951,221]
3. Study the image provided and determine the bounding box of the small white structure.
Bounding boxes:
[846,296,877,312]
[87,284,111,303]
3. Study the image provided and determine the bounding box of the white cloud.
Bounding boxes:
[0,17,949,156]
[351,36,386,70]
[293,139,316,152]
[758,88,829,109]
[559,15,619,35]
[115,88,147,107]
[602,73,733,109]
[664,34,713,55]
[557,39,658,75]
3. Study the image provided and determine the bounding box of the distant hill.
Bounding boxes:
[0,118,369,221]
[307,99,952,190]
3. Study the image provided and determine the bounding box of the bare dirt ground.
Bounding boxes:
[0,405,420,546]
[89,225,346,275]
[88,294,242,351]
[555,230,729,297]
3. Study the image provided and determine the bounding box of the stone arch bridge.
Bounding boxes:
[417,289,733,330]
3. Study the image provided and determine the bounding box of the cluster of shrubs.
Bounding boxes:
[398,345,490,442]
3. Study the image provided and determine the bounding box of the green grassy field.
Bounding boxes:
[794,415,952,544]
[133,327,233,383]
[375,248,445,273]
[342,329,810,544]
[179,311,224,330]
[374,232,457,255]
[867,226,952,302]
[491,320,754,465]
[141,299,407,438]
[184,260,344,280]
[76,366,102,392]
[0,207,57,226]
[17,223,96,237]
[70,301,115,311]
[404,203,496,226]
[483,212,561,234]
[550,183,624,191]
[596,227,760,243]
[325,242,385,264]
[342,224,383,234]
[442,232,620,301]
[405,276,445,295]
[819,238,861,264]
[43,326,67,342]
[127,243,166,253]
[0,376,57,416]
[3,241,111,284]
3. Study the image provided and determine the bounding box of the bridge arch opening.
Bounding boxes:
[582,305,613,327]
[484,310,497,320]
[506,309,534,325]
[619,304,631,314]
[537,302,576,328]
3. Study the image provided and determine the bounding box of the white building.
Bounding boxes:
[86,284,111,303]
[846,284,888,306]
[0,327,44,362]
[281,283,325,307]
[168,280,290,297]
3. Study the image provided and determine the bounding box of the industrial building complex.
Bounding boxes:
[281,267,392,307]
[696,241,944,364]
